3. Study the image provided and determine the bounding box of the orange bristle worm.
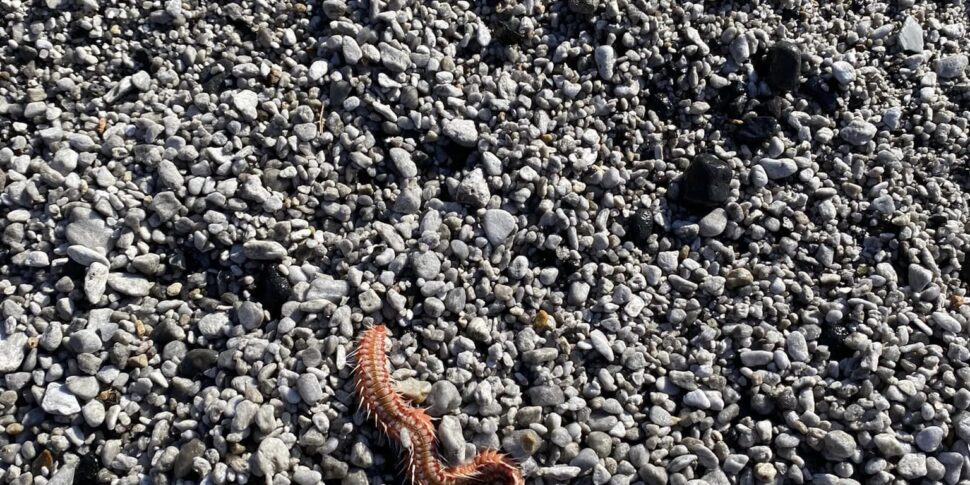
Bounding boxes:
[354,325,525,485]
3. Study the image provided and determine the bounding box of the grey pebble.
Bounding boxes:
[67,245,109,266]
[442,118,479,147]
[107,273,153,297]
[68,329,102,354]
[198,312,229,338]
[41,383,81,416]
[915,426,944,452]
[595,45,615,79]
[823,430,857,459]
[909,264,934,291]
[174,439,206,479]
[243,240,287,260]
[66,376,99,401]
[297,374,324,404]
[739,350,773,367]
[0,333,27,372]
[698,208,728,237]
[529,385,565,406]
[83,398,106,427]
[589,329,614,361]
[482,209,517,245]
[411,251,442,280]
[898,16,924,53]
[233,90,259,120]
[840,119,877,145]
[759,157,798,179]
[427,381,461,416]
[936,54,968,79]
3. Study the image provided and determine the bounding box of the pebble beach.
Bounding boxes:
[1,0,970,484]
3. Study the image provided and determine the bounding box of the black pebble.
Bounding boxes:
[762,42,802,92]
[202,59,234,94]
[152,320,183,347]
[179,349,219,378]
[734,116,779,145]
[74,454,99,485]
[330,80,352,106]
[819,321,857,362]
[646,91,676,118]
[680,155,734,208]
[627,208,654,244]
[253,265,292,318]
[492,17,525,45]
[803,77,840,113]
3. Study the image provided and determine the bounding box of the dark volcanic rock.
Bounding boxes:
[74,454,99,485]
[680,155,734,208]
[252,264,292,318]
[627,208,655,243]
[179,349,219,378]
[804,77,840,113]
[762,42,802,92]
[735,116,779,145]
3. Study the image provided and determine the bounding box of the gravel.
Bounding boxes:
[2,0,970,484]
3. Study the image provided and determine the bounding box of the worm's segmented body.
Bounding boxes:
[354,325,525,485]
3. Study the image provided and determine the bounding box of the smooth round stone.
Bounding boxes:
[41,383,81,416]
[68,330,102,354]
[482,209,517,245]
[698,208,728,237]
[823,430,857,459]
[915,427,944,452]
[936,54,968,79]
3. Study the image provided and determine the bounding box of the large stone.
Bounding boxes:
[482,209,517,245]
[762,42,802,92]
[174,438,206,478]
[681,155,733,208]
[442,119,479,147]
[66,208,112,250]
[840,119,877,145]
[0,333,27,372]
[898,17,923,53]
[41,383,81,416]
[936,55,968,80]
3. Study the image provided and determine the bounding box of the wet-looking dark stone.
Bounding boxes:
[681,155,734,208]
[762,42,802,92]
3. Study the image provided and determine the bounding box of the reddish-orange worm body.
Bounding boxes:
[354,325,525,485]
